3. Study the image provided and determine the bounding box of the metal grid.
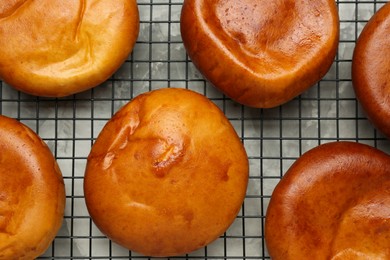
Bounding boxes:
[1,0,389,259]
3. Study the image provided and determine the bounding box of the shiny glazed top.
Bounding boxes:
[265,142,390,260]
[210,0,331,75]
[0,0,139,97]
[0,115,65,260]
[181,0,339,108]
[84,88,249,257]
[352,2,390,138]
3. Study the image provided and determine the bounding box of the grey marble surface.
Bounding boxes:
[1,1,389,259]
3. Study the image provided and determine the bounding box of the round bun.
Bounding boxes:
[84,88,248,257]
[180,0,339,108]
[0,0,139,97]
[0,115,65,259]
[265,141,390,259]
[352,2,390,138]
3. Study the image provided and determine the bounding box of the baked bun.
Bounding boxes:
[265,141,390,259]
[0,115,65,260]
[180,0,339,108]
[0,0,139,97]
[84,88,248,257]
[352,2,390,138]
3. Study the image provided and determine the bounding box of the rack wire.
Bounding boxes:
[1,0,389,259]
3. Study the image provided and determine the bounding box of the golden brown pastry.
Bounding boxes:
[84,88,249,257]
[352,2,390,138]
[0,0,139,97]
[0,115,65,260]
[265,141,390,260]
[180,0,339,108]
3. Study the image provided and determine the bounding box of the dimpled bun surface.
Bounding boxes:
[0,115,65,260]
[352,2,390,138]
[180,0,339,108]
[0,0,139,97]
[265,141,390,260]
[84,88,249,257]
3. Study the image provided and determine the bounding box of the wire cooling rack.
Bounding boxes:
[1,0,389,259]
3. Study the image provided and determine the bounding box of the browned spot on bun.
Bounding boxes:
[265,141,390,259]
[181,0,339,108]
[151,138,186,178]
[0,0,139,97]
[0,115,65,259]
[84,88,249,257]
[352,2,390,139]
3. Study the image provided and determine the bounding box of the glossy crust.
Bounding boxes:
[352,2,390,138]
[180,0,339,108]
[265,141,390,259]
[84,88,249,257]
[0,115,65,260]
[0,0,139,97]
